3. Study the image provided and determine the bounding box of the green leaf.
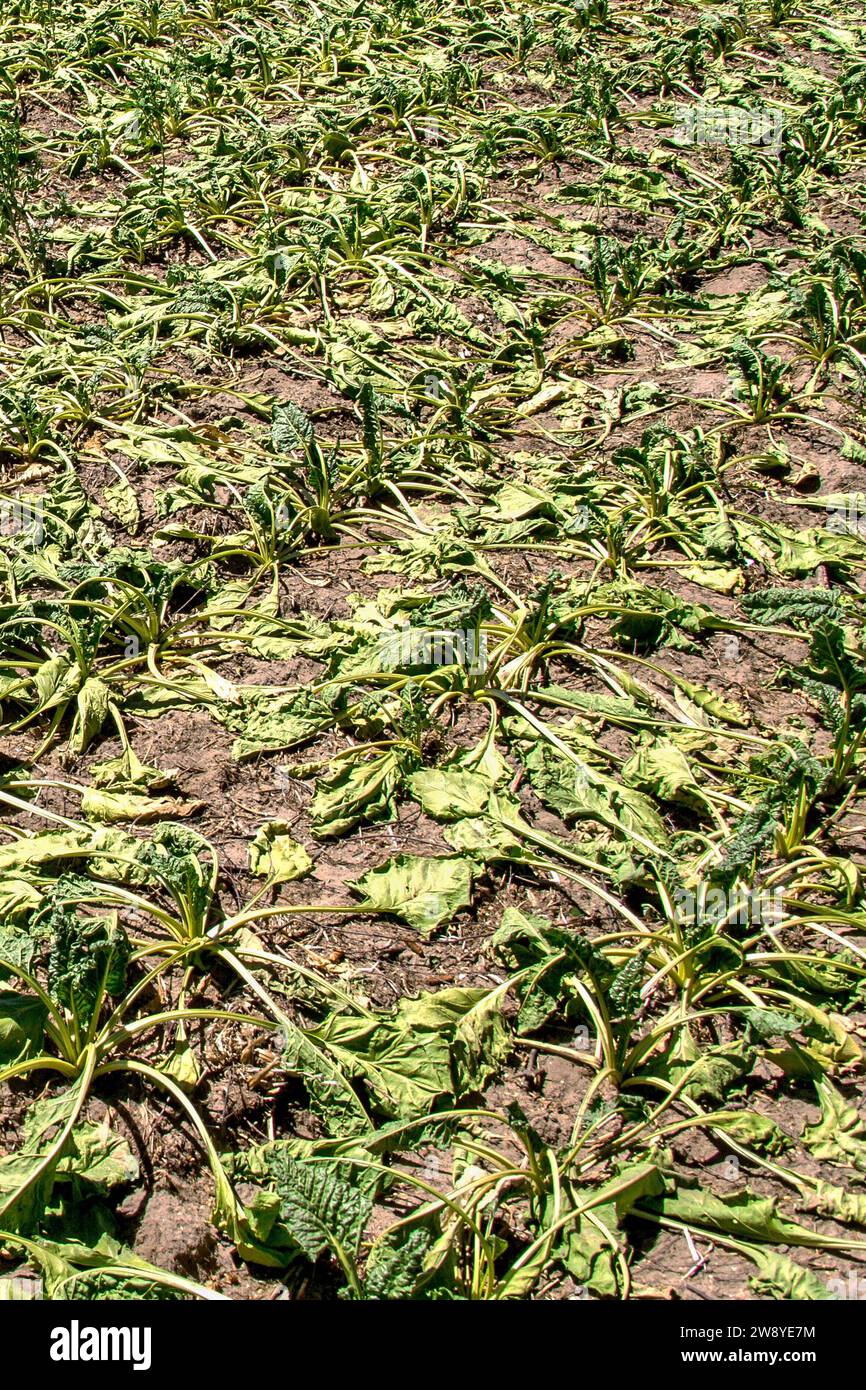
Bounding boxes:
[0,992,47,1064]
[102,476,140,533]
[648,1030,752,1103]
[407,768,492,820]
[70,678,111,755]
[748,1249,835,1300]
[33,656,80,714]
[222,689,335,760]
[672,677,749,726]
[806,1180,866,1226]
[281,1026,374,1137]
[364,1227,434,1299]
[0,1074,89,1234]
[400,984,511,1094]
[309,1009,454,1120]
[271,401,316,456]
[310,752,401,839]
[712,1111,791,1156]
[513,732,668,851]
[351,853,474,933]
[272,1157,373,1264]
[491,906,609,1034]
[47,907,130,1020]
[642,1177,841,1248]
[622,737,701,805]
[298,985,509,1125]
[56,1122,139,1191]
[534,1162,665,1299]
[137,824,215,935]
[802,1077,866,1173]
[0,914,45,975]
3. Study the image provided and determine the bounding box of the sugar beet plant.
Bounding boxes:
[0,0,865,1301]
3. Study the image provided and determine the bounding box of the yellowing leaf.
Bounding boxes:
[351,853,473,933]
[248,822,313,882]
